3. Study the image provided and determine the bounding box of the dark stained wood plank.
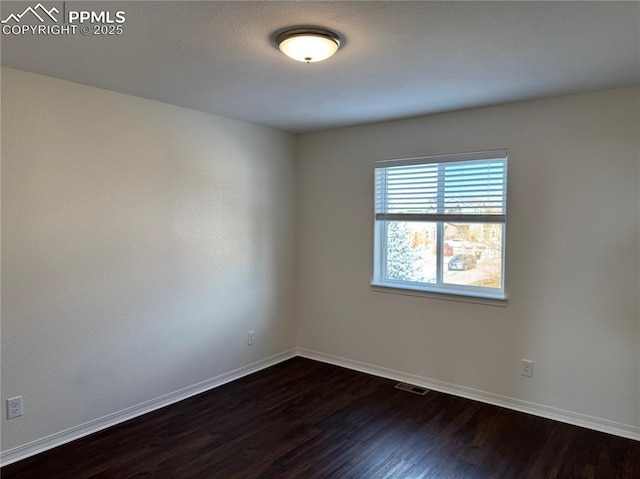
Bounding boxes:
[2,357,638,479]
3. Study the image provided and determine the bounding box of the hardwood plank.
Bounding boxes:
[2,358,638,478]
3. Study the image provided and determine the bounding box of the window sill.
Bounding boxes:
[370,282,507,307]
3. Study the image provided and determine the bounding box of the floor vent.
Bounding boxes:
[394,382,429,396]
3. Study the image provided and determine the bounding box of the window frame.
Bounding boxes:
[371,150,508,302]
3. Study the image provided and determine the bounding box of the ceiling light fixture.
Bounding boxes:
[276,28,341,63]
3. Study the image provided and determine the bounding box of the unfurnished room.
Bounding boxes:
[0,1,639,478]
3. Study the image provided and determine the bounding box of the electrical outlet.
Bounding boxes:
[247,331,255,346]
[521,359,533,377]
[7,396,22,419]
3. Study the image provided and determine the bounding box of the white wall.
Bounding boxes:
[296,87,640,430]
[2,67,638,458]
[1,68,297,453]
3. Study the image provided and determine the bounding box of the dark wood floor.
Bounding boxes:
[2,357,639,478]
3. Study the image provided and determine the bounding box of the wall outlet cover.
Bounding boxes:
[7,396,23,419]
[521,359,533,377]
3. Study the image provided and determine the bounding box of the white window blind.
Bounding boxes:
[375,151,507,223]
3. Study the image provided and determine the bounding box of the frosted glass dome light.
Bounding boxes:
[276,28,341,63]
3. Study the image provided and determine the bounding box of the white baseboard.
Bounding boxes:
[0,349,297,467]
[3,347,637,467]
[297,348,640,442]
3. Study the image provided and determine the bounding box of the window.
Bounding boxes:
[372,150,507,300]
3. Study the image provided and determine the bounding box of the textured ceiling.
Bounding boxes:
[2,1,639,133]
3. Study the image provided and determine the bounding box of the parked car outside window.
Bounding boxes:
[448,254,477,271]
